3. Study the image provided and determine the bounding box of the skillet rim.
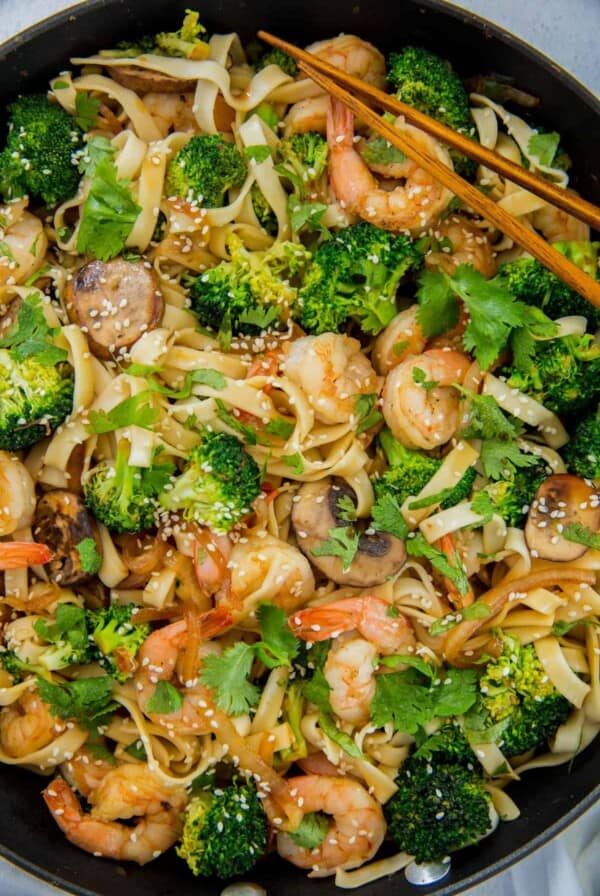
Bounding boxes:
[0,0,597,893]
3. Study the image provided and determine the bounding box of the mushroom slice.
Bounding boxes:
[33,490,103,586]
[66,258,164,360]
[111,66,194,95]
[525,473,600,561]
[292,478,406,587]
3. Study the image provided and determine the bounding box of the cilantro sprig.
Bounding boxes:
[370,667,478,733]
[417,263,557,369]
[37,675,117,730]
[0,293,68,365]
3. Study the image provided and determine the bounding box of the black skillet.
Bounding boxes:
[0,1,598,893]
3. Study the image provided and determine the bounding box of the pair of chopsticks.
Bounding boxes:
[258,30,600,309]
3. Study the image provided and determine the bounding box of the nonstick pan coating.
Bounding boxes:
[0,2,598,893]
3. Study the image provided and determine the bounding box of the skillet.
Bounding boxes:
[0,1,598,893]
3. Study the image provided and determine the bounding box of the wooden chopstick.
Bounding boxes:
[258,30,600,231]
[290,58,600,309]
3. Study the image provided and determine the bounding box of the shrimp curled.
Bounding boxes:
[277,775,386,876]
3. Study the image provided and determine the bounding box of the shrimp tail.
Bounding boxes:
[326,98,354,151]
[198,606,233,638]
[289,607,355,641]
[0,541,53,570]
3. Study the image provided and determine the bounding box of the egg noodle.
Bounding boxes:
[0,13,597,886]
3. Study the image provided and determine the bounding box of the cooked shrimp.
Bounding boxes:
[424,213,496,277]
[61,746,116,799]
[222,533,315,620]
[0,450,40,536]
[327,100,453,234]
[0,688,65,759]
[0,541,53,570]
[0,204,47,287]
[283,333,381,425]
[277,775,385,876]
[382,349,471,450]
[372,305,427,373]
[292,596,415,725]
[284,35,386,136]
[193,529,232,596]
[43,766,186,864]
[290,595,415,655]
[142,92,195,137]
[134,610,232,730]
[532,204,589,243]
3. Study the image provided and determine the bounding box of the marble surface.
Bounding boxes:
[0,1,598,894]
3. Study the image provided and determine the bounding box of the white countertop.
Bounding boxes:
[0,1,598,894]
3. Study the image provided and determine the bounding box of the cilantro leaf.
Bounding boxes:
[412,366,439,391]
[429,668,478,717]
[429,602,490,636]
[336,494,357,522]
[199,642,260,716]
[371,492,409,541]
[88,392,158,434]
[214,398,270,446]
[244,145,272,164]
[289,813,329,849]
[360,137,406,166]
[139,459,176,496]
[0,293,68,365]
[37,675,117,730]
[470,490,496,525]
[318,710,364,758]
[125,739,147,760]
[254,603,300,669]
[76,538,102,575]
[528,132,560,167]
[141,368,226,399]
[302,667,331,710]
[479,439,540,480]
[78,135,116,177]
[288,199,329,235]
[459,391,523,442]
[370,673,431,733]
[146,680,183,714]
[264,417,294,440]
[311,526,359,570]
[77,158,141,262]
[379,653,435,678]
[282,452,305,475]
[416,268,460,339]
[354,393,383,435]
[75,91,101,130]
[562,522,600,551]
[407,532,470,595]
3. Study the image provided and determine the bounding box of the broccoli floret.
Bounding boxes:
[159,429,261,533]
[0,649,39,682]
[101,11,209,60]
[498,243,600,330]
[385,727,493,863]
[87,604,150,682]
[190,232,311,337]
[387,47,477,179]
[563,405,600,479]
[297,222,422,335]
[502,333,600,416]
[0,350,73,451]
[276,131,329,200]
[255,48,298,78]
[165,135,247,208]
[154,10,209,59]
[177,780,268,878]
[482,461,549,527]
[84,441,173,534]
[478,634,571,758]
[374,428,475,509]
[251,184,277,235]
[0,95,83,206]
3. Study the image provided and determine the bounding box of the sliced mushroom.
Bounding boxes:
[0,296,22,339]
[525,473,600,561]
[66,258,164,359]
[33,490,103,586]
[111,65,194,94]
[292,477,406,587]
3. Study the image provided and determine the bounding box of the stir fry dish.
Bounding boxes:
[0,11,598,886]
